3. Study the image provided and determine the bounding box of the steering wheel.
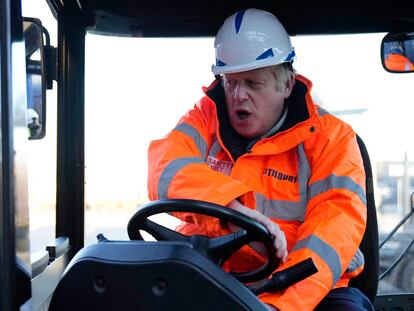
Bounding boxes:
[127,199,279,283]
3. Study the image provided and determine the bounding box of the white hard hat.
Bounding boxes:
[27,108,39,125]
[211,8,295,75]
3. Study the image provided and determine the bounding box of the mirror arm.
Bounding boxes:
[41,25,57,90]
[44,45,57,90]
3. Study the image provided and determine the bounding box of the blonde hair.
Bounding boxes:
[268,63,296,91]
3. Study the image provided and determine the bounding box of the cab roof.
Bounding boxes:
[47,0,414,37]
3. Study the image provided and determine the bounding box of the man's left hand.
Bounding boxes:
[226,200,288,263]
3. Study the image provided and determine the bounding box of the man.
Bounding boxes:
[384,44,414,71]
[148,8,373,310]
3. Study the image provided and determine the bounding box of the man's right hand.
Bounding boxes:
[226,199,288,263]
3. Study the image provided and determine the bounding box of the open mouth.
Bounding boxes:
[237,110,251,120]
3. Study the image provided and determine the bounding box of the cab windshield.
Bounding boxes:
[83,32,414,294]
[23,21,414,296]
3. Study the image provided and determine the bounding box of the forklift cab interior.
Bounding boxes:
[8,1,414,310]
[47,145,379,310]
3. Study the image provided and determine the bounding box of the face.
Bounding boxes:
[223,67,293,139]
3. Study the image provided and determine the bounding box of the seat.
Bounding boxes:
[348,134,380,303]
[48,241,269,311]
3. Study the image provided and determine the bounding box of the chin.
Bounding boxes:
[236,130,257,139]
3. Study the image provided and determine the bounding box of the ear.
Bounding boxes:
[283,74,295,98]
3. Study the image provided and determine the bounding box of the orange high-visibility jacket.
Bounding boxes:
[385,53,414,71]
[148,74,367,310]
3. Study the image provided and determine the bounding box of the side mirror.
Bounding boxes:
[23,18,48,140]
[381,32,414,74]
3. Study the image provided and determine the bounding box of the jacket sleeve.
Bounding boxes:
[261,119,367,310]
[147,98,252,229]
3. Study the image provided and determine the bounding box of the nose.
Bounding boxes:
[233,82,248,102]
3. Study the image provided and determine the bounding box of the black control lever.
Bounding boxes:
[248,258,317,295]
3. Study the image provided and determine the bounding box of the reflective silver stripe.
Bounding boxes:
[174,123,208,160]
[208,139,222,158]
[291,234,342,287]
[255,193,306,221]
[158,157,204,199]
[297,143,310,204]
[346,248,365,273]
[309,174,366,205]
[317,107,330,116]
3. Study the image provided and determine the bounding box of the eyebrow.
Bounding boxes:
[225,73,262,80]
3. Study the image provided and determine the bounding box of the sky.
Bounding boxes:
[22,0,414,206]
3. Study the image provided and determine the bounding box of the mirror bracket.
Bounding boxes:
[44,45,57,90]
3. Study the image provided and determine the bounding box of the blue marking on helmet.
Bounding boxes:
[256,48,274,60]
[235,10,246,34]
[389,48,404,55]
[282,50,296,62]
[216,59,226,67]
